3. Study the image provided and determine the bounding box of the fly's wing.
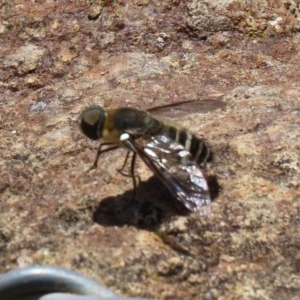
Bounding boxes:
[121,133,211,212]
[147,97,226,118]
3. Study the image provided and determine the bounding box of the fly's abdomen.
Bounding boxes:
[161,124,212,166]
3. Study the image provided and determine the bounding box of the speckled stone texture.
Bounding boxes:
[0,1,299,299]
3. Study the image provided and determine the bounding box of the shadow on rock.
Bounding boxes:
[92,175,220,230]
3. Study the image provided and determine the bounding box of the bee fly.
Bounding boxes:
[79,104,213,212]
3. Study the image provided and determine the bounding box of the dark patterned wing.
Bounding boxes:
[120,133,211,212]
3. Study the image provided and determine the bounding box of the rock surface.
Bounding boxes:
[0,1,299,299]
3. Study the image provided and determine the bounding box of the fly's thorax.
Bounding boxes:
[102,108,162,144]
[101,109,124,144]
[160,123,212,166]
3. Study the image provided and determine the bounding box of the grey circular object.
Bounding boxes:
[0,266,148,300]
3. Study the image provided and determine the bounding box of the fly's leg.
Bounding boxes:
[118,134,142,201]
[91,138,141,200]
[89,142,119,170]
[117,150,141,181]
[130,152,142,201]
[116,150,131,176]
[116,151,141,201]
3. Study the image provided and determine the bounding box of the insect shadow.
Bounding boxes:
[92,175,220,230]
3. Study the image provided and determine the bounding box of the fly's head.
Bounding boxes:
[79,105,106,140]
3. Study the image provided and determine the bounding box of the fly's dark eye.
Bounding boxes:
[79,106,105,140]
